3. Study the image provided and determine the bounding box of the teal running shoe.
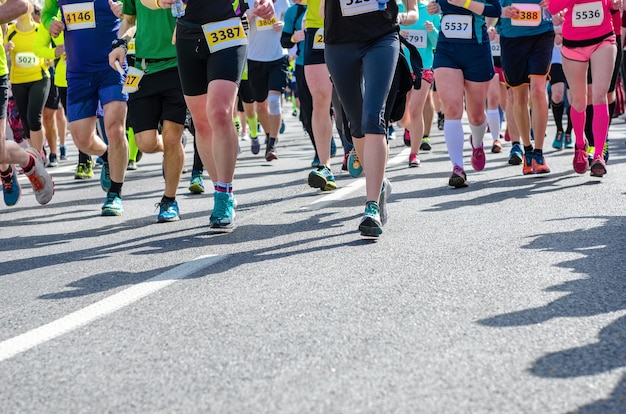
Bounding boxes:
[102,192,123,216]
[308,165,337,191]
[189,172,205,194]
[359,201,383,237]
[1,167,21,206]
[157,199,180,222]
[347,149,362,178]
[100,161,111,192]
[210,191,235,229]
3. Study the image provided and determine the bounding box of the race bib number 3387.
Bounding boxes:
[202,18,248,53]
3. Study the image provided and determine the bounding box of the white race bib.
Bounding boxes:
[15,52,38,68]
[313,28,325,50]
[202,18,248,53]
[62,2,96,31]
[572,2,603,27]
[511,3,541,26]
[405,30,427,49]
[340,0,378,16]
[122,66,143,94]
[441,15,473,39]
[490,40,501,57]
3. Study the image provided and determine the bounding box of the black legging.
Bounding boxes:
[11,77,50,137]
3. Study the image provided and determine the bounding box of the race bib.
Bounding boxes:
[441,15,472,39]
[511,3,541,26]
[313,28,325,50]
[127,38,136,56]
[490,40,501,57]
[256,16,276,31]
[340,0,378,16]
[62,2,96,31]
[405,30,427,49]
[572,2,603,27]
[202,18,248,53]
[122,66,143,94]
[15,52,38,68]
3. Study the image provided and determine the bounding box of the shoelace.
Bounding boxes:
[28,172,45,191]
[1,172,13,193]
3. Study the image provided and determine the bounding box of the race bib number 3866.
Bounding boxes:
[202,18,248,53]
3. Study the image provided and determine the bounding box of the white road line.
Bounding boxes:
[0,255,225,362]
[302,147,410,210]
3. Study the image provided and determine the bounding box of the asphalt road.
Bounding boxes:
[1,108,625,413]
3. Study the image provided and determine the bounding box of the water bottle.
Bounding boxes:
[377,0,389,10]
[171,0,185,18]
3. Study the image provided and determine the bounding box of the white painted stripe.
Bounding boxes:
[302,148,410,210]
[0,255,225,362]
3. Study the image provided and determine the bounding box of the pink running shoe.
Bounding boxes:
[470,136,486,171]
[589,158,607,177]
[448,165,468,188]
[573,144,588,174]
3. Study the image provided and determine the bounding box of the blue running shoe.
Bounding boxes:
[251,137,261,155]
[330,136,337,158]
[347,149,363,178]
[100,161,111,192]
[189,172,205,194]
[279,119,286,134]
[359,201,383,237]
[1,167,21,206]
[508,143,523,165]
[210,191,235,229]
[308,165,337,191]
[102,192,123,216]
[157,199,180,222]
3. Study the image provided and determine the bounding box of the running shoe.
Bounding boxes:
[573,144,588,174]
[552,130,564,150]
[48,153,58,167]
[330,136,337,157]
[347,149,362,178]
[1,167,21,206]
[590,158,607,177]
[379,178,392,226]
[24,147,54,205]
[308,165,337,191]
[75,160,94,179]
[279,119,286,134]
[448,164,468,188]
[603,138,609,163]
[102,192,123,216]
[470,137,486,171]
[491,139,502,154]
[60,145,67,160]
[387,125,396,140]
[157,199,180,222]
[127,160,138,171]
[359,201,383,237]
[504,128,511,142]
[420,136,432,151]
[265,138,278,161]
[522,151,534,175]
[564,134,573,149]
[210,191,235,229]
[100,161,111,192]
[403,129,411,147]
[437,112,444,130]
[251,137,261,155]
[409,153,421,168]
[189,172,205,194]
[341,153,349,171]
[508,143,523,165]
[531,152,550,174]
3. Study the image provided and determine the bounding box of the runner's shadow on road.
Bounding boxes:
[477,215,626,412]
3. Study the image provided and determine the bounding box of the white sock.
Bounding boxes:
[469,118,488,148]
[443,119,465,168]
[486,109,501,142]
